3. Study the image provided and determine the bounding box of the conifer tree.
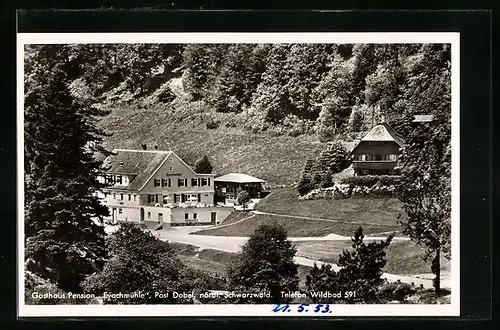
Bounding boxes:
[306,227,393,303]
[194,155,213,174]
[24,46,111,292]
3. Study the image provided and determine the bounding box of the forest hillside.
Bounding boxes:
[25,43,451,186]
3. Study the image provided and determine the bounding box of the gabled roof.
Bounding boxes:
[352,122,405,152]
[103,149,171,175]
[214,173,265,184]
[103,149,172,191]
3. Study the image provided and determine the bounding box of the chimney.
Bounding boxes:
[141,143,147,150]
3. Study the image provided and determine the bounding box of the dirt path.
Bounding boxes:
[152,228,449,289]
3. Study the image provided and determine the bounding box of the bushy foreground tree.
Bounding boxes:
[229,224,299,303]
[24,46,111,293]
[82,223,190,304]
[306,227,393,303]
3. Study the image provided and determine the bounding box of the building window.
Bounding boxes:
[201,178,208,186]
[388,154,398,161]
[169,166,173,171]
[193,213,197,220]
[208,178,211,186]
[184,213,189,220]
[120,193,123,200]
[133,195,136,202]
[148,194,156,204]
[128,194,131,201]
[118,208,122,214]
[178,178,185,187]
[116,175,123,184]
[158,213,163,223]
[148,212,151,219]
[185,194,198,203]
[113,193,116,199]
[168,178,172,187]
[192,178,198,186]
[154,178,161,187]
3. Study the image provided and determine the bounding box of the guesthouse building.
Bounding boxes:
[351,121,405,176]
[98,146,232,227]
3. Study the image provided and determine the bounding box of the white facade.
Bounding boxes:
[101,150,232,227]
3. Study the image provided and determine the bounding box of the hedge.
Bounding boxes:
[341,175,402,187]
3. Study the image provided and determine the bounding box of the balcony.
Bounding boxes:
[142,202,216,209]
[352,160,398,170]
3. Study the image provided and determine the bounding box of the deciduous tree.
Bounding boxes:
[81,223,189,304]
[229,224,299,303]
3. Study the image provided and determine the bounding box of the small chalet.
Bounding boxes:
[214,173,266,204]
[351,122,405,176]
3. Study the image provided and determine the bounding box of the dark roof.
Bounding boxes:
[352,122,405,153]
[214,173,265,184]
[103,149,172,191]
[412,114,435,123]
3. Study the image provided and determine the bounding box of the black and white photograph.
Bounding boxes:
[17,33,460,317]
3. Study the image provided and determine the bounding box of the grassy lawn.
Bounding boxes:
[99,103,327,186]
[193,213,400,237]
[255,187,405,227]
[170,242,239,277]
[170,241,313,292]
[218,211,252,226]
[294,240,451,276]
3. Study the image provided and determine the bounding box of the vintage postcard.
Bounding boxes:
[17,32,460,317]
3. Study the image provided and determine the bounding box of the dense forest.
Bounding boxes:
[25,43,451,142]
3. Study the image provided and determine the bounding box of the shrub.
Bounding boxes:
[341,175,381,187]
[206,119,220,130]
[317,127,336,142]
[158,88,176,103]
[378,281,417,303]
[379,175,402,186]
[236,190,250,209]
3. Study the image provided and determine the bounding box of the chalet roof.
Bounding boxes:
[361,122,405,146]
[352,122,405,153]
[214,173,265,184]
[102,149,172,191]
[412,114,435,123]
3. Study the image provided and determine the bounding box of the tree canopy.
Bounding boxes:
[229,223,299,303]
[24,45,111,293]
